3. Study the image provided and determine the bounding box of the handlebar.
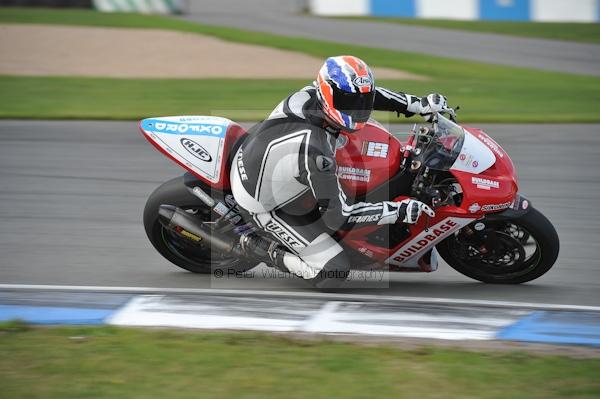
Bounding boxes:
[431,106,460,124]
[400,105,461,174]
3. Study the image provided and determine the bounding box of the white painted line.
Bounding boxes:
[315,322,496,341]
[332,312,521,327]
[298,301,516,340]
[106,296,516,341]
[1,284,600,312]
[108,295,309,332]
[300,301,341,333]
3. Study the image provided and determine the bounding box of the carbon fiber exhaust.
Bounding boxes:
[158,204,244,257]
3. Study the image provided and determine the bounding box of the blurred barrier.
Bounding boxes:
[0,0,92,6]
[92,0,187,14]
[0,0,187,13]
[309,0,600,22]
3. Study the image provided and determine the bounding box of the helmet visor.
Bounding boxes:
[331,84,375,123]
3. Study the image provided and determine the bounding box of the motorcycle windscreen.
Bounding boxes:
[449,130,496,174]
[140,116,231,184]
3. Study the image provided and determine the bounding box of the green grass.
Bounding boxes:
[339,17,600,44]
[2,74,598,123]
[1,325,599,399]
[0,8,599,122]
[0,76,305,121]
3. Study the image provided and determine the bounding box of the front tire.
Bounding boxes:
[143,176,255,274]
[437,207,559,284]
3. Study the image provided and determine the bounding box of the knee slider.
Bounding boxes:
[311,251,350,289]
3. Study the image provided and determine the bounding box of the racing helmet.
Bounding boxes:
[316,55,376,132]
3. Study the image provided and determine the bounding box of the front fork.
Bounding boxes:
[454,194,532,258]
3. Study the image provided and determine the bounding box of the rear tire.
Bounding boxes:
[437,207,559,284]
[143,176,255,274]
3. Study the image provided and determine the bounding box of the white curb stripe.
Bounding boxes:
[2,284,599,312]
[106,295,523,340]
[108,294,315,332]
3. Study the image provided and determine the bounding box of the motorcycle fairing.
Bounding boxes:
[453,128,518,216]
[385,216,475,267]
[450,130,496,174]
[140,116,240,188]
[335,121,402,196]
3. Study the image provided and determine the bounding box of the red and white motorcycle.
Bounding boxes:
[140,112,559,284]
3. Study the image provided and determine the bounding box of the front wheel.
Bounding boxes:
[437,207,559,284]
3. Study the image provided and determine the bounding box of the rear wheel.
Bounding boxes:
[437,207,559,284]
[143,176,255,274]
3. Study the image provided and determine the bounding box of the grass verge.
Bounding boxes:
[2,75,598,123]
[0,8,599,122]
[338,17,600,44]
[1,324,599,399]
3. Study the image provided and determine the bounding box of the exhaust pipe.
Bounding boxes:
[158,204,244,257]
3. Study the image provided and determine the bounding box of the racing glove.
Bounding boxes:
[419,93,448,122]
[377,199,436,225]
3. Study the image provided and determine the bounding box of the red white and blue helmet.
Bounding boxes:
[316,55,376,132]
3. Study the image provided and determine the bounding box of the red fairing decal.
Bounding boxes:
[386,217,474,265]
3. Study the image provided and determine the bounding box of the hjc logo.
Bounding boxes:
[180,138,212,162]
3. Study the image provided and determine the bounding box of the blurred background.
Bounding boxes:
[3,0,598,21]
[0,1,599,398]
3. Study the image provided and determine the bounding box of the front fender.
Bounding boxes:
[483,194,532,221]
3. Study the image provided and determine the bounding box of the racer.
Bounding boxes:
[230,55,449,288]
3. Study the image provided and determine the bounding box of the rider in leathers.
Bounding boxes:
[231,56,449,288]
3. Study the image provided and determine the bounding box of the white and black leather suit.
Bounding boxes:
[230,84,432,287]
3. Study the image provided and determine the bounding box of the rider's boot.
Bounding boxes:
[238,232,289,272]
[237,232,347,288]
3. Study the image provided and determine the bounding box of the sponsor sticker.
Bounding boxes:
[348,214,380,223]
[388,218,462,264]
[474,222,485,231]
[154,122,224,136]
[468,203,481,213]
[180,138,212,162]
[141,117,225,184]
[363,142,389,158]
[458,153,476,167]
[214,202,242,224]
[338,166,371,182]
[175,227,202,242]
[478,134,504,158]
[358,247,375,258]
[472,177,499,190]
[481,202,512,212]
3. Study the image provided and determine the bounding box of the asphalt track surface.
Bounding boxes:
[0,120,599,307]
[183,0,600,76]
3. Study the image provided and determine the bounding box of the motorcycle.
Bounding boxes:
[140,111,559,284]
